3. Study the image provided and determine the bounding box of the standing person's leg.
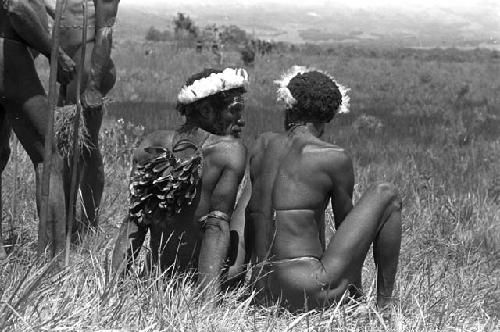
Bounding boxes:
[319,182,402,307]
[0,107,11,259]
[3,40,67,256]
[7,98,67,257]
[62,42,115,231]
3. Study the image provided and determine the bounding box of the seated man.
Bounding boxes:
[241,66,402,312]
[112,68,248,298]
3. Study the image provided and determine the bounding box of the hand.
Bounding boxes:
[81,86,104,110]
[56,50,76,85]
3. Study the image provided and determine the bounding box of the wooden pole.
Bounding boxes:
[65,0,89,266]
[39,0,66,256]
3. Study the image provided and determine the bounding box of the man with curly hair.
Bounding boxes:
[112,68,248,299]
[237,66,402,311]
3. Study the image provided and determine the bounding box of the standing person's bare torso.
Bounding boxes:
[53,0,97,53]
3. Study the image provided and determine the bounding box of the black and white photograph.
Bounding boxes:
[0,0,498,330]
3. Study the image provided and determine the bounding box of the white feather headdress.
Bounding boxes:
[274,65,350,114]
[177,68,249,105]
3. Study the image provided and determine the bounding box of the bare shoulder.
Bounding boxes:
[305,140,352,175]
[206,135,247,172]
[133,130,174,164]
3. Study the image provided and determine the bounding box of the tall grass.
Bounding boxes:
[0,43,498,330]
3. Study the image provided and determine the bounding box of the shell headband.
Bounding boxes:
[177,68,249,105]
[274,66,350,114]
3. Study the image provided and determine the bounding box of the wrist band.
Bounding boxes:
[198,210,230,230]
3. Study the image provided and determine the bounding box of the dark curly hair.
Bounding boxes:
[177,68,246,117]
[286,71,342,124]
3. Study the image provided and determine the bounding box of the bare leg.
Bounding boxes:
[373,201,402,307]
[320,182,402,307]
[79,109,104,230]
[61,43,115,232]
[2,40,67,258]
[0,108,11,259]
[112,216,147,276]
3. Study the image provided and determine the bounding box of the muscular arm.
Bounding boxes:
[8,0,53,57]
[86,0,119,94]
[329,152,354,229]
[198,142,246,300]
[8,0,75,83]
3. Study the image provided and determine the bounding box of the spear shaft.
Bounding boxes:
[65,0,89,266]
[39,0,66,256]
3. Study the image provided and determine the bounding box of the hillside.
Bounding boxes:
[115,0,500,48]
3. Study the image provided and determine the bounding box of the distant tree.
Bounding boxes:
[220,25,247,46]
[146,27,162,42]
[173,13,198,39]
[145,26,174,42]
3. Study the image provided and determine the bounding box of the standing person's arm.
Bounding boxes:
[82,0,119,108]
[8,0,75,84]
[197,143,246,301]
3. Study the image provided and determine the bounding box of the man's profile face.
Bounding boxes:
[198,94,245,136]
[223,94,246,137]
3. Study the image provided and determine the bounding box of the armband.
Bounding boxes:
[198,211,230,230]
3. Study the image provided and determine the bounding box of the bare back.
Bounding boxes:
[248,131,353,263]
[133,129,246,271]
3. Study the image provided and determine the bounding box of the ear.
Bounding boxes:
[198,100,213,119]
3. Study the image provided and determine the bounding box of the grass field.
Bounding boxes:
[0,42,499,331]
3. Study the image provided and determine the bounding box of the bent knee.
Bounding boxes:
[373,182,401,207]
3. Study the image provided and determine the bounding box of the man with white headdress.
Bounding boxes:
[112,68,248,299]
[236,66,402,312]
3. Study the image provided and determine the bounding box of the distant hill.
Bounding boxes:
[115,1,500,49]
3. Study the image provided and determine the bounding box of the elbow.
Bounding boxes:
[7,0,37,16]
[7,0,27,17]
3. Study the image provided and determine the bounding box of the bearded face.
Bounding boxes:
[224,95,246,137]
[195,93,246,137]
